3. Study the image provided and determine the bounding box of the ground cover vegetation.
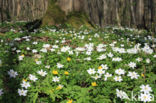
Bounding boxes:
[0,22,156,103]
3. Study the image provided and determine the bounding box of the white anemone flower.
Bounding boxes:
[37,69,47,77]
[140,84,152,94]
[29,74,38,82]
[21,81,30,89]
[127,71,139,79]
[57,63,64,69]
[114,76,123,82]
[0,89,4,96]
[18,89,27,96]
[8,69,18,78]
[87,68,96,75]
[128,62,136,69]
[115,68,125,75]
[139,93,152,102]
[52,76,60,82]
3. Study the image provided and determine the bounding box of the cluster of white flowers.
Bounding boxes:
[1,27,155,102]
[116,84,153,102]
[85,43,94,55]
[142,44,153,54]
[127,47,139,54]
[96,44,106,52]
[111,42,154,55]
[61,46,70,52]
[112,57,122,62]
[97,54,107,60]
[75,47,85,52]
[87,64,113,81]
[139,84,153,102]
[116,89,130,100]
[112,47,126,53]
[18,69,47,96]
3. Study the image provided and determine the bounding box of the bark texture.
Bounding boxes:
[0,0,48,22]
[57,0,156,31]
[0,0,155,31]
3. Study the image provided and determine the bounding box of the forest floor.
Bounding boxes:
[0,22,156,103]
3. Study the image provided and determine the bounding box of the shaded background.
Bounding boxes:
[0,0,156,32]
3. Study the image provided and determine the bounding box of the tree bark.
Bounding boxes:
[0,0,155,32]
[0,0,48,22]
[57,0,155,31]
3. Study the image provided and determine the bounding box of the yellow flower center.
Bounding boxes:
[23,79,27,82]
[143,96,147,99]
[56,86,62,90]
[52,70,58,75]
[98,66,102,69]
[92,82,97,87]
[21,54,25,57]
[141,73,145,77]
[64,71,69,75]
[67,99,73,103]
[67,57,71,61]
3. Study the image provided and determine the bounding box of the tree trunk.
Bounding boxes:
[0,0,48,22]
[57,0,155,31]
[0,0,155,32]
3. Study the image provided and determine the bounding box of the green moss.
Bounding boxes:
[41,0,66,26]
[42,0,93,29]
[66,12,93,29]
